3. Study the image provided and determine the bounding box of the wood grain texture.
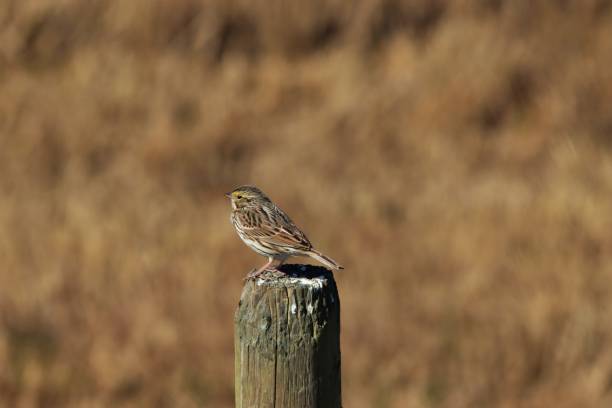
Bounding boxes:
[234,265,341,408]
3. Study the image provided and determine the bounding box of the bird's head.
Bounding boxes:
[225,185,270,209]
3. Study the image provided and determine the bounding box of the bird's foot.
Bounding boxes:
[244,267,285,281]
[244,268,262,281]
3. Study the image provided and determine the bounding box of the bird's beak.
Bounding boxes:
[225,192,232,198]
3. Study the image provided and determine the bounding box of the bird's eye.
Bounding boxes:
[236,195,242,199]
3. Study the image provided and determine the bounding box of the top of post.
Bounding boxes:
[245,264,337,290]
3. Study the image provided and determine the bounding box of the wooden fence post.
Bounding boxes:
[234,264,341,408]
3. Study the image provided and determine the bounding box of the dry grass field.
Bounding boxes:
[1,0,612,407]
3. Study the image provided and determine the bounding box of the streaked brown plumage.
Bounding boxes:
[226,185,343,278]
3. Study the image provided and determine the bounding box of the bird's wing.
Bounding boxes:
[235,206,312,252]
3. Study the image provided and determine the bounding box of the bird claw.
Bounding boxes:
[244,268,261,281]
[244,267,283,281]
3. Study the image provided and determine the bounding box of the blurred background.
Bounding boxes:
[1,0,612,407]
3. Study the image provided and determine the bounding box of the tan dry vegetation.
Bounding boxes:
[1,0,612,407]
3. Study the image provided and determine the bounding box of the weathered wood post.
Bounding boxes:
[234,264,341,408]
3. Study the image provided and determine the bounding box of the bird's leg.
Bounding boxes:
[275,255,289,271]
[245,257,275,280]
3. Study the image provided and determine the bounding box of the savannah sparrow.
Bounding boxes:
[226,185,343,278]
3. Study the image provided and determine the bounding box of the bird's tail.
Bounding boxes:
[308,249,344,270]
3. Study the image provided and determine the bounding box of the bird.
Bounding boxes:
[226,185,343,279]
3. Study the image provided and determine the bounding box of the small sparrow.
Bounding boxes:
[226,186,343,278]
